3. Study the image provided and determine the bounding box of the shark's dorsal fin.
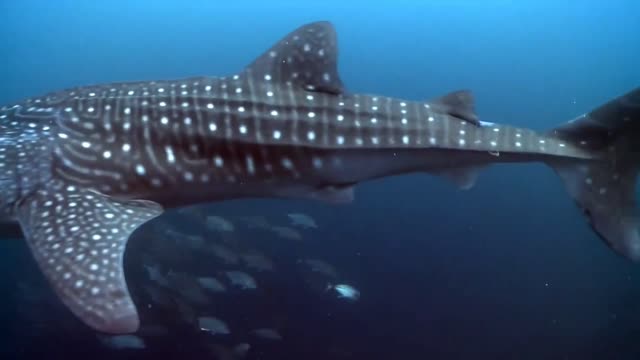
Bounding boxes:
[17,179,163,333]
[244,21,345,95]
[430,90,480,125]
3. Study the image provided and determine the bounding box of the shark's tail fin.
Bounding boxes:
[547,87,640,261]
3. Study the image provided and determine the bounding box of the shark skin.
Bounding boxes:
[0,21,639,334]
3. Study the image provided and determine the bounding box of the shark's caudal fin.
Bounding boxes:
[547,87,640,260]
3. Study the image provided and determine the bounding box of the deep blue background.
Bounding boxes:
[1,1,640,359]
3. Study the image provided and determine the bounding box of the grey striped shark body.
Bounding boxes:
[1,21,639,334]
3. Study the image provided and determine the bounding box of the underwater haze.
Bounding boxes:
[2,0,640,359]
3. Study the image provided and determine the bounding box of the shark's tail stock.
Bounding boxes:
[546,87,640,261]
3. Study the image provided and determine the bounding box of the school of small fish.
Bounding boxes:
[12,209,360,357]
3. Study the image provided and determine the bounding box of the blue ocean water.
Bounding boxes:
[1,0,640,359]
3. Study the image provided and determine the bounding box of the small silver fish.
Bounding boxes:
[198,316,230,335]
[271,226,303,241]
[209,243,240,265]
[224,271,257,290]
[287,213,318,229]
[197,277,227,293]
[206,215,235,232]
[143,264,170,287]
[327,283,360,301]
[298,258,339,278]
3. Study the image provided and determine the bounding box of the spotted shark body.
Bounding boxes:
[1,21,639,334]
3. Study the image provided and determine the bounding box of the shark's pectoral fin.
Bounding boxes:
[429,90,480,125]
[436,165,486,190]
[16,180,163,333]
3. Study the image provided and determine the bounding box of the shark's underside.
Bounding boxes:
[1,21,639,334]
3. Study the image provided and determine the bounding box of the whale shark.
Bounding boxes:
[1,21,638,334]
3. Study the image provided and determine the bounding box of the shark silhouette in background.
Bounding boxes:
[0,21,638,334]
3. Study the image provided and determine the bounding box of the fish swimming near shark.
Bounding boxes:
[1,21,638,334]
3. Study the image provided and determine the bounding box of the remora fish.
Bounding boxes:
[0,21,638,334]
